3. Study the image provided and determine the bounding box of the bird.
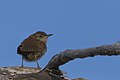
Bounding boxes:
[17,31,53,68]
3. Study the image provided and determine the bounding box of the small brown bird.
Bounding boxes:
[17,31,53,68]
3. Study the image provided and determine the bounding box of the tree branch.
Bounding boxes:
[0,67,86,80]
[44,43,120,71]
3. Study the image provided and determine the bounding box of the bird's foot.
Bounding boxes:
[20,64,24,68]
[37,66,42,69]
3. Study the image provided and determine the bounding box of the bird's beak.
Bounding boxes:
[47,34,53,37]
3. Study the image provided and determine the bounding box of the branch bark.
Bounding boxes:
[44,43,120,72]
[0,67,86,80]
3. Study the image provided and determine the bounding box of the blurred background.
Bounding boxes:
[0,0,120,80]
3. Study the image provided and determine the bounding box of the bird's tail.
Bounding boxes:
[17,45,22,54]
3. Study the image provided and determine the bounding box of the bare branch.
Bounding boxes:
[44,43,120,71]
[0,67,86,80]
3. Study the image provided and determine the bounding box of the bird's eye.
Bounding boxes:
[39,35,42,37]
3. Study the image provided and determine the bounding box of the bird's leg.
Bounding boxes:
[21,56,24,67]
[36,61,41,69]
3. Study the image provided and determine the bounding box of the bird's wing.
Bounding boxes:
[18,37,42,53]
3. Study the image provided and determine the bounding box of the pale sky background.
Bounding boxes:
[0,0,120,80]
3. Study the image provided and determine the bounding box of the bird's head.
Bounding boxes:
[30,31,53,43]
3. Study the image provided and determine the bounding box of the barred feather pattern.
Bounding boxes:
[17,37,47,61]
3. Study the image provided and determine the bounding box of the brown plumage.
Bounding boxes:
[17,31,53,68]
